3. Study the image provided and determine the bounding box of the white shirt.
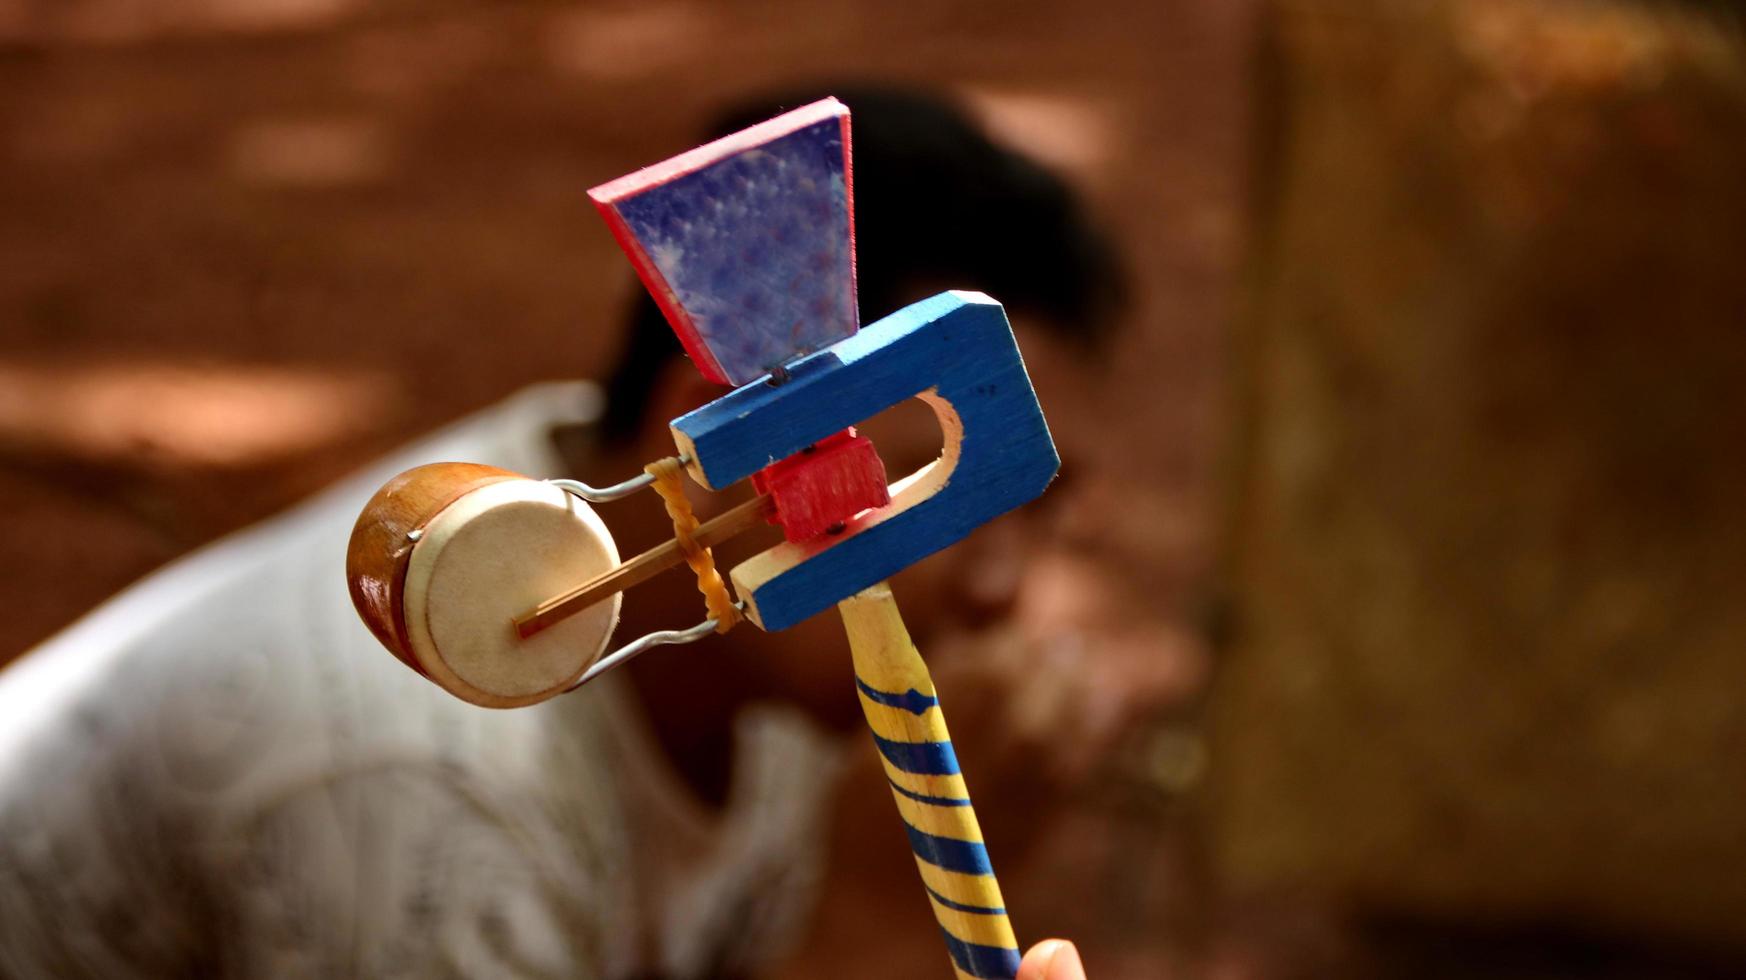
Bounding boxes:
[0,382,841,979]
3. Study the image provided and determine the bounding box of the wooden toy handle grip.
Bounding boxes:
[838,583,1022,980]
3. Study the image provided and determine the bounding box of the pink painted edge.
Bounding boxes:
[839,110,859,330]
[587,97,849,205]
[589,194,731,384]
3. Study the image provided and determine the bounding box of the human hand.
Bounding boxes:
[1019,939,1086,980]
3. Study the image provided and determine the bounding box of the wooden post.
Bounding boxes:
[1215,0,1746,951]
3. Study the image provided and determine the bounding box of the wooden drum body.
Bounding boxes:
[346,463,621,708]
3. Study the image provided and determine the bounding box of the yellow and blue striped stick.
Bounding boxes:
[838,582,1022,980]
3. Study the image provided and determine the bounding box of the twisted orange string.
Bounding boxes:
[644,457,741,633]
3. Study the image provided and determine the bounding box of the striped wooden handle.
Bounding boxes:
[838,583,1022,980]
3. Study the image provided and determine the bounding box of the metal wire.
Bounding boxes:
[547,454,692,503]
[564,602,745,693]
[549,451,727,693]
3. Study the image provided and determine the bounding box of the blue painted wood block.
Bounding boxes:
[590,98,858,387]
[670,291,1059,633]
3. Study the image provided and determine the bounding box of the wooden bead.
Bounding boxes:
[751,428,891,543]
[346,463,622,708]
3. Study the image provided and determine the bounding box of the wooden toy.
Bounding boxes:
[346,99,1058,979]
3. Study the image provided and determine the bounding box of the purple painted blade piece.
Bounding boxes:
[589,99,858,387]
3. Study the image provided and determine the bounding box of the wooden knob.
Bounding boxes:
[346,462,622,708]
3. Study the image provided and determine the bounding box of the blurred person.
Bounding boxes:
[0,88,1142,978]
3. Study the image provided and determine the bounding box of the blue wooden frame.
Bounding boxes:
[670,290,1059,633]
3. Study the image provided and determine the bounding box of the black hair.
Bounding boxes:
[599,85,1125,445]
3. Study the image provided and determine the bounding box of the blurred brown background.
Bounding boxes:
[5,0,1746,977]
[0,0,1239,669]
[1214,2,1746,977]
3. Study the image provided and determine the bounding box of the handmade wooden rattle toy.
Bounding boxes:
[346,99,1057,979]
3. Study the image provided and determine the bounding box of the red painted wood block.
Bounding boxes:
[752,429,890,543]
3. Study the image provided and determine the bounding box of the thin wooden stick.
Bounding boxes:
[839,582,1022,980]
[514,495,770,639]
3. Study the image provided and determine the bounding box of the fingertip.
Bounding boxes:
[1047,940,1085,980]
[1018,938,1085,980]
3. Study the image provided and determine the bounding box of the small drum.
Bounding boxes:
[346,463,621,708]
